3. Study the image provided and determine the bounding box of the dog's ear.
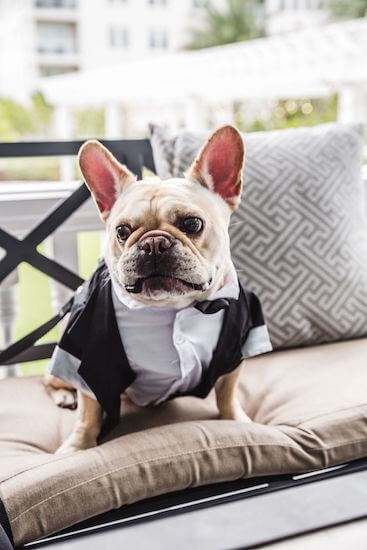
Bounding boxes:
[186,126,245,211]
[79,140,136,221]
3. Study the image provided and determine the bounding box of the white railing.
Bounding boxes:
[0,169,366,377]
[0,181,103,377]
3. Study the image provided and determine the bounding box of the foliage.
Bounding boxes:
[327,0,367,18]
[0,99,33,141]
[235,95,338,133]
[0,92,104,143]
[0,94,105,180]
[0,92,53,141]
[271,95,338,131]
[30,91,54,136]
[73,107,105,139]
[0,157,60,181]
[186,0,265,50]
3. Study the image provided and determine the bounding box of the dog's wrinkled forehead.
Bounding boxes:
[108,177,226,230]
[78,125,245,223]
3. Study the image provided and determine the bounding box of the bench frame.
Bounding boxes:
[0,139,366,549]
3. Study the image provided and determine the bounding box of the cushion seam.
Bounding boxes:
[310,437,367,451]
[1,430,297,485]
[293,403,367,427]
[0,453,83,485]
[10,440,302,523]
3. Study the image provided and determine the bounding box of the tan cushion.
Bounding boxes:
[1,338,367,546]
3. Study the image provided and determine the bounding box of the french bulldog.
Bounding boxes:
[46,125,255,455]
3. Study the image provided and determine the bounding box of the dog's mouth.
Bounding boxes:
[125,273,211,294]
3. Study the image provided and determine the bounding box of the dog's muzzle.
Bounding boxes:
[124,230,211,294]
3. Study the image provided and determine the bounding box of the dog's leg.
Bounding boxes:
[215,362,251,423]
[44,373,78,410]
[43,313,78,409]
[55,391,102,455]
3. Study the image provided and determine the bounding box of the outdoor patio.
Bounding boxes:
[0,1,367,549]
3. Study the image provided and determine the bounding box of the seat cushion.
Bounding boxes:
[1,338,367,546]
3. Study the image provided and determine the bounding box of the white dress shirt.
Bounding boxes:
[48,262,272,406]
[111,262,271,406]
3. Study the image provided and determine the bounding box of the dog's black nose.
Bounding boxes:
[138,234,173,256]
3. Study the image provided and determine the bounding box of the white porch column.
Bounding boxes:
[54,105,74,181]
[184,95,209,131]
[45,231,79,314]
[0,270,20,379]
[166,105,181,133]
[105,101,124,138]
[337,83,367,124]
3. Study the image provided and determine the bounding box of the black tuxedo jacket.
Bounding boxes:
[56,262,270,434]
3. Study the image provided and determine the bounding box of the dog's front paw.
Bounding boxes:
[220,398,252,423]
[55,435,97,455]
[231,408,252,423]
[51,388,78,410]
[55,443,81,455]
[220,410,252,423]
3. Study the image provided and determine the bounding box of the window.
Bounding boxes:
[148,0,167,5]
[192,0,207,7]
[162,30,168,48]
[275,0,285,10]
[39,65,78,76]
[148,29,168,49]
[35,0,77,7]
[37,22,77,54]
[284,0,298,8]
[109,27,129,48]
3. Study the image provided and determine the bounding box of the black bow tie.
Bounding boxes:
[195,298,236,315]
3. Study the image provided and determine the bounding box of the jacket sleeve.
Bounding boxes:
[46,262,107,399]
[47,345,97,399]
[241,290,273,359]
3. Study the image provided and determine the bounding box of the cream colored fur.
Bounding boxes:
[46,125,250,454]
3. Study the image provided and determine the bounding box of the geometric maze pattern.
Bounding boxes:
[151,123,367,349]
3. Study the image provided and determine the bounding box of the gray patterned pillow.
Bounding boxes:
[150,123,367,349]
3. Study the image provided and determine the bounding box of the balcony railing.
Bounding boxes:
[35,0,77,8]
[0,140,366,378]
[0,139,154,377]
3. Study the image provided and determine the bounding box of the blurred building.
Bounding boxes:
[0,0,334,101]
[0,0,214,100]
[266,0,329,34]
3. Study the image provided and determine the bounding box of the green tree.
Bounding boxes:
[0,93,57,181]
[270,96,338,131]
[328,0,367,18]
[73,107,105,139]
[186,0,265,50]
[0,92,53,141]
[30,92,53,136]
[0,98,33,141]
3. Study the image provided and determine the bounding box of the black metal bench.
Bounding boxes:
[0,139,366,550]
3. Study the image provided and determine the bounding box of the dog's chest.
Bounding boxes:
[112,289,224,406]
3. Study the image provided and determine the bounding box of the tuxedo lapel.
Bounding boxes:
[77,276,136,427]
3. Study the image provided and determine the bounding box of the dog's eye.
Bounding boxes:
[116,225,132,242]
[180,217,204,235]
